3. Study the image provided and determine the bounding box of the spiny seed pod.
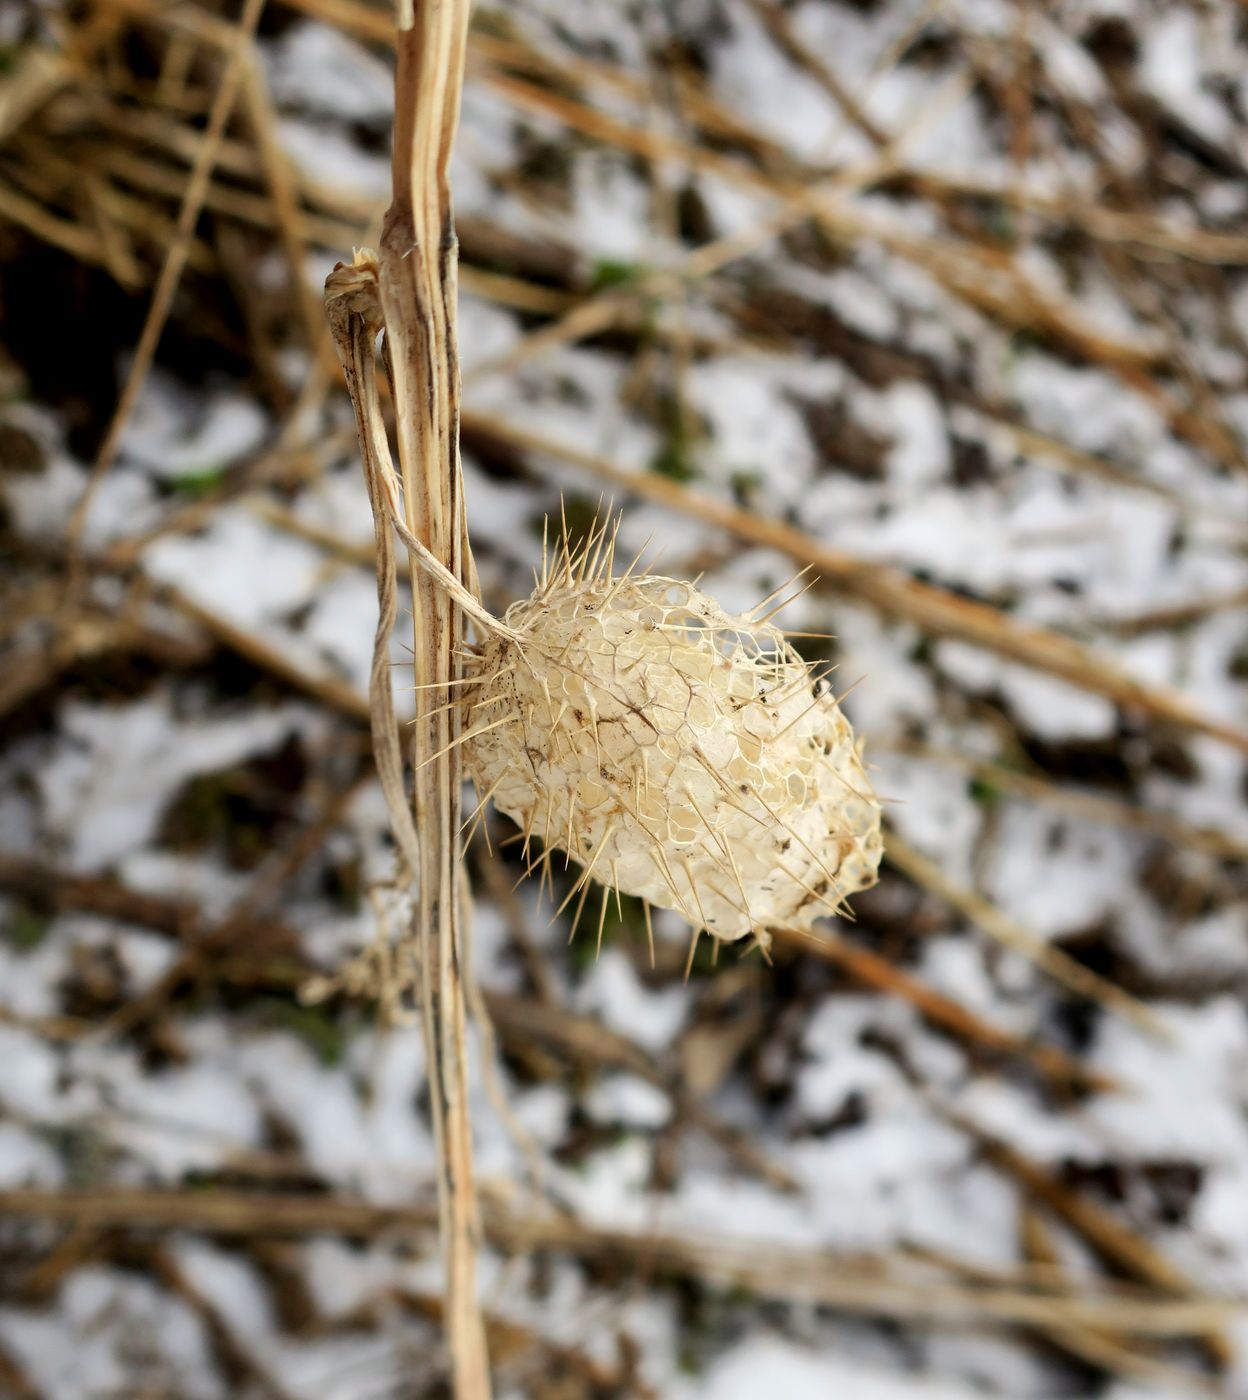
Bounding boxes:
[463,524,883,956]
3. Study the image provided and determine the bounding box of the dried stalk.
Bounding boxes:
[324,0,490,1393]
[0,1187,1238,1344]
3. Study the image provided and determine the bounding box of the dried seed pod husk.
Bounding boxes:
[464,565,882,949]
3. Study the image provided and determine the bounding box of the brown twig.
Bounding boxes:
[0,842,1102,1156]
[0,850,200,938]
[96,767,369,1043]
[457,412,1248,758]
[772,924,1115,1095]
[485,991,798,1191]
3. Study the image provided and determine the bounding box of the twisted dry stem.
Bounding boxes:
[324,0,490,1392]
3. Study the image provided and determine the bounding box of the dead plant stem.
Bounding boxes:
[325,1,490,1393]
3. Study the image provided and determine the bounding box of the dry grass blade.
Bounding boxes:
[0,9,121,143]
[277,0,394,43]
[459,413,1248,758]
[1102,585,1248,640]
[743,0,885,146]
[268,2,1248,269]
[878,740,1248,865]
[467,49,1248,477]
[239,46,330,361]
[246,497,376,568]
[0,176,128,272]
[402,1287,647,1397]
[884,832,1168,1040]
[470,63,1164,375]
[905,170,1248,266]
[0,850,199,940]
[1014,1209,1221,1394]
[945,1108,1234,1367]
[66,0,269,568]
[159,580,370,722]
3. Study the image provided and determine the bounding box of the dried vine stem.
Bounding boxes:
[324,0,490,1393]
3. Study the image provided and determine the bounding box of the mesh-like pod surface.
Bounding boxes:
[465,573,882,946]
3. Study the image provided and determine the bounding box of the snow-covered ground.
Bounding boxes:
[1,0,1246,1395]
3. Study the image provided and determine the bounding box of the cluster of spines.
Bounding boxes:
[422,507,877,974]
